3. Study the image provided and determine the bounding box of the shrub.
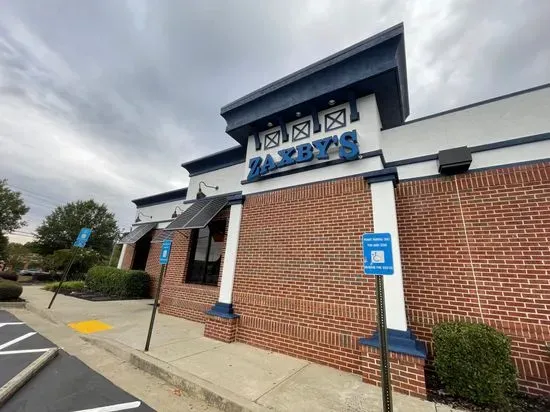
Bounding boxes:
[31,272,59,282]
[0,279,23,301]
[86,266,150,298]
[433,321,517,407]
[43,281,86,294]
[42,249,102,278]
[0,271,18,281]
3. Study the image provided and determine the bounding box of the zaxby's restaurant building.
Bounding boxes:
[118,24,550,398]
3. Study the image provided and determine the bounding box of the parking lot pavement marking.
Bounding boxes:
[68,320,113,334]
[0,323,24,328]
[72,400,142,412]
[0,332,37,351]
[0,348,55,355]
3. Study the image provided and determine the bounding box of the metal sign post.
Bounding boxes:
[145,239,172,352]
[48,228,92,309]
[362,232,394,412]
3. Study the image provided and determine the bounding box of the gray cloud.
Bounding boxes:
[1,0,549,238]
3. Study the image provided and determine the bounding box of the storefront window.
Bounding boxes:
[186,220,225,285]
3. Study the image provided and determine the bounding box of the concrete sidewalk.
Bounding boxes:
[19,285,461,412]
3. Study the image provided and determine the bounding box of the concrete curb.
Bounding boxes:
[81,335,269,412]
[0,301,26,309]
[0,347,59,407]
[24,302,60,325]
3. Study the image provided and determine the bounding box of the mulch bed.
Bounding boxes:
[0,298,26,303]
[426,369,550,412]
[56,289,146,302]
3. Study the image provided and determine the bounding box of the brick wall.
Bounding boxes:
[396,161,550,396]
[120,243,135,270]
[144,231,162,298]
[158,211,229,323]
[233,177,376,376]
[204,315,238,342]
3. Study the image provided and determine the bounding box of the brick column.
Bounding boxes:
[359,168,427,398]
[204,194,244,342]
[117,244,128,269]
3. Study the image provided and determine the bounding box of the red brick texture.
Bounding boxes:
[361,345,427,398]
[155,211,229,323]
[233,177,378,374]
[120,244,135,270]
[144,232,162,298]
[204,315,238,343]
[396,161,550,396]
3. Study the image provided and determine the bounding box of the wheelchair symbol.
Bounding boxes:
[371,250,385,264]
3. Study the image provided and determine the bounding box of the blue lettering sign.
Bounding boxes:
[247,130,359,181]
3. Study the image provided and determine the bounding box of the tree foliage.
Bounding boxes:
[5,243,40,271]
[35,200,118,256]
[0,233,8,261]
[0,179,29,234]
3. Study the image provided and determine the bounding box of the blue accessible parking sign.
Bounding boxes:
[73,228,92,248]
[362,232,394,275]
[159,240,172,264]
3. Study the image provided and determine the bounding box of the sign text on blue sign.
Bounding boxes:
[362,232,394,276]
[73,228,92,248]
[159,240,172,265]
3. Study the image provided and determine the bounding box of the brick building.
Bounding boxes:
[118,24,550,398]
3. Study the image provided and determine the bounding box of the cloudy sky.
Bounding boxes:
[1,0,549,243]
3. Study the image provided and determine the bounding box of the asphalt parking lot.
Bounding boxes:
[0,310,154,412]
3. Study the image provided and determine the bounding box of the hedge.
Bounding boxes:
[0,279,23,301]
[0,271,18,281]
[43,281,86,294]
[86,266,150,298]
[433,321,517,407]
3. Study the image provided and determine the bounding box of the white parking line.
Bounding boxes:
[72,401,142,412]
[0,348,55,355]
[0,322,24,328]
[0,332,37,351]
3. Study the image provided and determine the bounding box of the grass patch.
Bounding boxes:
[43,280,86,293]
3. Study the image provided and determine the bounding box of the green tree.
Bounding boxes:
[0,233,8,261]
[5,243,35,271]
[34,200,118,256]
[0,180,30,242]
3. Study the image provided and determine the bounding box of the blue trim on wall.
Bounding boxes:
[362,167,398,185]
[182,145,246,177]
[227,194,245,205]
[385,131,550,168]
[240,150,383,185]
[359,328,427,359]
[132,188,188,207]
[206,302,240,319]
[384,82,550,130]
[220,24,409,144]
[183,191,242,205]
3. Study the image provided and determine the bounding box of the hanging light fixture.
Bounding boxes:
[197,181,218,199]
[135,211,152,223]
[171,205,185,219]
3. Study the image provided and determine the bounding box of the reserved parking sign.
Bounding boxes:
[362,233,394,275]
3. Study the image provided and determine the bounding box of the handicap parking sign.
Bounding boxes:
[159,240,172,264]
[73,228,92,248]
[362,233,394,275]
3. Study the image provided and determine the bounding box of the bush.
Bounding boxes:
[31,272,59,282]
[433,321,517,407]
[0,271,18,281]
[42,249,102,279]
[0,279,23,300]
[86,266,150,298]
[43,281,86,294]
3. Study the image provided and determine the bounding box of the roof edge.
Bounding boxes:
[132,187,188,207]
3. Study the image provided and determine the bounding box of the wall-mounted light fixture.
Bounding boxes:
[196,181,219,199]
[135,211,152,223]
[171,205,185,219]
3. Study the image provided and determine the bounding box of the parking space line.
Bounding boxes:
[72,400,141,412]
[0,348,56,355]
[0,322,24,328]
[0,332,37,351]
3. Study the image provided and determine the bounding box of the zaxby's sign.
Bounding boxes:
[247,130,359,181]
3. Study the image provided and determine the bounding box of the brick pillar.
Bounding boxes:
[204,314,238,343]
[120,244,135,270]
[360,344,427,399]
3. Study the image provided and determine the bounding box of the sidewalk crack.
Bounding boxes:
[254,362,310,404]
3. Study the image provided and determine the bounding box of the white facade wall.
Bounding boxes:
[135,198,188,227]
[186,162,244,201]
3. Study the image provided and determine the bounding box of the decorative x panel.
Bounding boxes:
[325,108,346,132]
[264,130,280,149]
[292,121,310,141]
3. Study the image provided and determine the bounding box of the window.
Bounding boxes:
[186,220,226,285]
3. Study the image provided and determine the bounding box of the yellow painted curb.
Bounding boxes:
[68,319,113,334]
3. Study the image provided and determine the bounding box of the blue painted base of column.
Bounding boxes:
[358,328,427,358]
[206,302,240,319]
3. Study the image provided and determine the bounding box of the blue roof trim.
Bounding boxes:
[385,82,550,130]
[132,188,188,207]
[221,23,409,145]
[181,145,246,177]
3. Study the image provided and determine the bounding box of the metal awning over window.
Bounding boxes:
[119,222,157,244]
[150,229,174,244]
[165,196,227,231]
